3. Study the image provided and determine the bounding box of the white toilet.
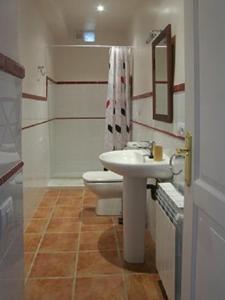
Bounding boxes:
[82,171,123,216]
[82,141,152,216]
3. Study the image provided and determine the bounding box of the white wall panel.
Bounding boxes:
[22,99,49,127]
[50,119,105,177]
[22,122,50,224]
[53,84,106,117]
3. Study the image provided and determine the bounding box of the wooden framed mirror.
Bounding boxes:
[152,24,173,123]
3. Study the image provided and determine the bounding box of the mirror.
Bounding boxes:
[152,24,173,123]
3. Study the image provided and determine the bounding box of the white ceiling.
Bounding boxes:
[36,0,148,45]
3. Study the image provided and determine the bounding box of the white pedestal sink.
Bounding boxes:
[99,149,172,263]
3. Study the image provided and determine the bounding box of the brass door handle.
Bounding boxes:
[176,132,192,187]
[176,147,189,156]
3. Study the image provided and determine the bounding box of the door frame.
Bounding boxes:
[182,0,200,298]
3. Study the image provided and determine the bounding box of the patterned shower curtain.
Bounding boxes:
[104,47,132,151]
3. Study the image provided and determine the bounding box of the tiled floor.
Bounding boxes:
[24,187,167,300]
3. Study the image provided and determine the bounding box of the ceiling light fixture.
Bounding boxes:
[83,32,96,42]
[97,4,104,12]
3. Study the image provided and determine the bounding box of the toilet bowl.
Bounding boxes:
[82,171,123,216]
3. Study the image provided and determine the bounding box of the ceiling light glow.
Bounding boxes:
[97,4,104,12]
[83,32,96,42]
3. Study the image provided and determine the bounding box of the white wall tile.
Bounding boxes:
[47,82,56,119]
[50,119,105,178]
[22,122,50,221]
[132,93,185,154]
[48,83,107,178]
[132,123,154,145]
[132,97,153,126]
[22,123,50,187]
[53,85,106,117]
[131,0,186,197]
[22,99,49,126]
[131,0,185,95]
[18,0,55,230]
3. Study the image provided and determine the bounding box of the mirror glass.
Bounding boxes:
[152,24,173,123]
[155,84,168,114]
[155,44,167,81]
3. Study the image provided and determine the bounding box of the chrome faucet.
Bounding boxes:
[142,141,155,158]
[149,141,155,158]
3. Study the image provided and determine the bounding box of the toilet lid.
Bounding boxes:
[83,171,123,183]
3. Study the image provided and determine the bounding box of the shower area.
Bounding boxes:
[48,47,107,183]
[47,45,132,185]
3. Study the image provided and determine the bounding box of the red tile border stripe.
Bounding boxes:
[22,93,47,101]
[22,78,184,103]
[22,77,108,101]
[22,119,55,130]
[132,120,185,141]
[0,161,24,186]
[56,81,108,85]
[54,117,105,120]
[47,76,57,84]
[132,92,153,100]
[132,83,185,101]
[173,83,185,93]
[21,117,105,130]
[0,52,25,79]
[22,118,184,141]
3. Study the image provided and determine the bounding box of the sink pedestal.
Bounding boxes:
[99,150,171,263]
[123,177,146,263]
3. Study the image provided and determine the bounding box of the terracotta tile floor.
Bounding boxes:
[24,187,167,300]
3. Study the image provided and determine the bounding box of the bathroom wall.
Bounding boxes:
[52,47,109,81]
[18,0,54,224]
[49,47,108,178]
[131,0,185,154]
[18,0,126,217]
[131,0,185,237]
[0,0,19,60]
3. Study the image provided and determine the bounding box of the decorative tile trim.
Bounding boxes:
[173,83,185,93]
[47,77,57,84]
[22,76,108,101]
[21,117,105,130]
[132,120,185,141]
[56,81,108,85]
[0,52,25,79]
[132,92,153,100]
[54,117,105,120]
[132,83,185,101]
[22,119,55,130]
[0,161,24,186]
[22,77,51,101]
[22,93,47,101]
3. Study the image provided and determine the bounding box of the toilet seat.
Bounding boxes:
[83,171,123,183]
[82,171,123,216]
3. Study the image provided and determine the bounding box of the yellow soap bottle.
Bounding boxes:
[154,145,163,161]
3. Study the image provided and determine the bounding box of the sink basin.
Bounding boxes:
[99,149,172,179]
[99,149,172,264]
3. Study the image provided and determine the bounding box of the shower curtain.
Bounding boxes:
[104,47,132,151]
